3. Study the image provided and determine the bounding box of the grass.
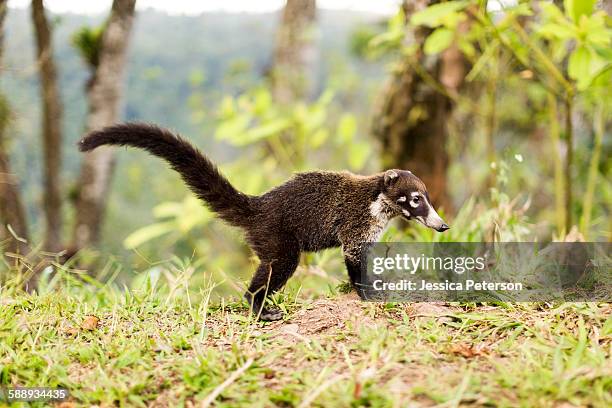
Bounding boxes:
[0,264,610,408]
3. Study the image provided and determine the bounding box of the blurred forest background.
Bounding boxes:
[0,0,610,295]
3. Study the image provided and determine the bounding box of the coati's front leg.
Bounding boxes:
[343,252,362,286]
[343,242,371,293]
[342,244,363,287]
[245,241,300,321]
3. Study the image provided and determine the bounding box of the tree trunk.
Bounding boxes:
[31,0,63,252]
[372,0,467,211]
[72,0,136,250]
[0,0,29,254]
[0,118,29,255]
[271,0,317,104]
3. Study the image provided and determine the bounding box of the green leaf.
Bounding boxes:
[458,38,476,58]
[568,46,589,80]
[215,115,250,141]
[176,196,210,232]
[302,106,326,133]
[568,45,608,90]
[540,2,567,23]
[153,202,183,219]
[537,23,576,41]
[388,8,405,32]
[124,222,176,249]
[236,118,291,146]
[337,114,357,143]
[564,0,595,22]
[582,12,612,47]
[309,128,328,149]
[506,3,533,17]
[347,141,370,171]
[424,28,454,55]
[410,1,468,28]
[253,88,272,115]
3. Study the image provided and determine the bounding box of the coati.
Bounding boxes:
[79,123,450,321]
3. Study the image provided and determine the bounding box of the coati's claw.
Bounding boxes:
[259,306,283,321]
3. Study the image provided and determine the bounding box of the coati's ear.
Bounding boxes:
[384,170,399,187]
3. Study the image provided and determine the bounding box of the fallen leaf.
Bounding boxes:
[58,402,75,408]
[81,316,100,331]
[65,327,79,336]
[353,381,362,399]
[448,343,490,358]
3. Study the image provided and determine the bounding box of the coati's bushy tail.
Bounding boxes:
[78,122,256,226]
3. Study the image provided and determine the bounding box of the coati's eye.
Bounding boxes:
[412,196,420,202]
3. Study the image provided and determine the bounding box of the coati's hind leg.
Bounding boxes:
[245,239,300,321]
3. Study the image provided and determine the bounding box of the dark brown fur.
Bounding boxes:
[79,123,447,320]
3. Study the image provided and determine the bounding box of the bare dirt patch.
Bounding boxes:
[285,292,378,334]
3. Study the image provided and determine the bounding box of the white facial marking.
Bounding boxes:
[387,170,398,179]
[409,192,421,208]
[402,209,411,218]
[397,196,406,203]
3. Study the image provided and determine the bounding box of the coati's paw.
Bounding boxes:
[258,306,283,321]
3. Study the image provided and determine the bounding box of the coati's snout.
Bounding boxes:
[382,169,450,232]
